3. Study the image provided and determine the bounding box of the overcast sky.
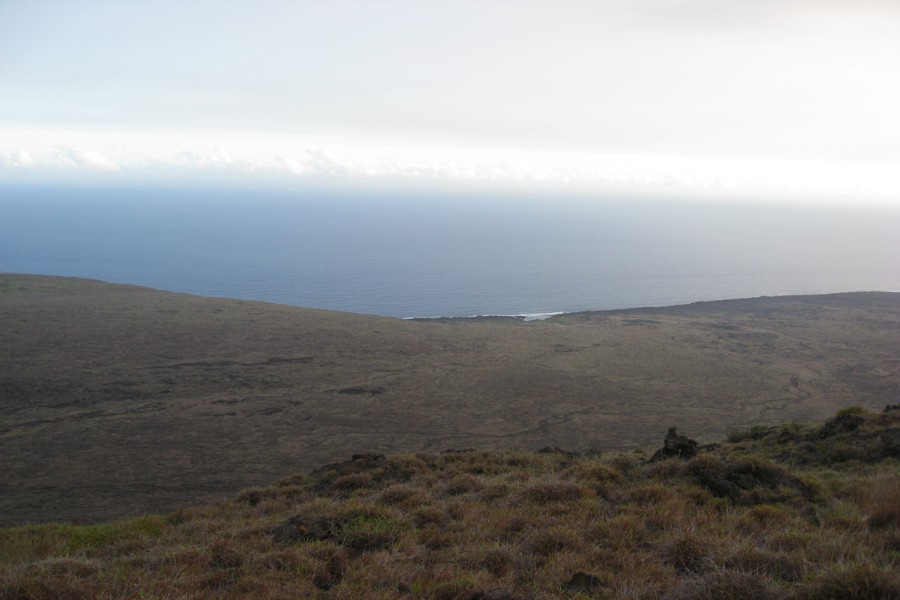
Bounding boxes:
[1,0,899,203]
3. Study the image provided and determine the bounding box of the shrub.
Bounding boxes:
[836,405,868,417]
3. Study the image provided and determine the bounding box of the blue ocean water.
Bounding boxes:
[1,185,898,318]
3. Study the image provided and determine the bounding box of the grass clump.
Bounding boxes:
[1,406,898,599]
[836,405,868,417]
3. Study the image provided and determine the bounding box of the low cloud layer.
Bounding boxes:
[1,129,898,206]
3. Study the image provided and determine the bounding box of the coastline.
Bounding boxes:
[406,290,900,323]
[4,273,897,323]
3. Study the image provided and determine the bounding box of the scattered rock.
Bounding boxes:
[689,457,817,503]
[566,571,603,592]
[311,453,386,480]
[352,452,384,461]
[271,514,335,544]
[650,427,699,461]
[237,489,262,506]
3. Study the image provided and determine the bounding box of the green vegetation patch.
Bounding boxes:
[0,514,166,564]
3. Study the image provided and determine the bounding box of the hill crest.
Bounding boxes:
[1,274,898,525]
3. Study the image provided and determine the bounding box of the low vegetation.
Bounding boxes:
[2,406,898,599]
[3,275,899,525]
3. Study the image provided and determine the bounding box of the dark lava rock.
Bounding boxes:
[271,514,335,544]
[650,427,699,461]
[272,511,398,556]
[689,458,817,503]
[237,490,262,506]
[351,452,385,461]
[566,571,603,592]
[310,453,386,480]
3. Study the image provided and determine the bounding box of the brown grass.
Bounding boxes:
[2,408,898,599]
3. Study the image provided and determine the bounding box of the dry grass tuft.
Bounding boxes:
[1,407,898,599]
[860,475,900,530]
[515,479,591,505]
[666,569,784,600]
[797,564,900,600]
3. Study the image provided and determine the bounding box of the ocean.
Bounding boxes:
[2,185,898,318]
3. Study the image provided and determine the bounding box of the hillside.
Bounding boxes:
[2,407,898,599]
[1,274,898,524]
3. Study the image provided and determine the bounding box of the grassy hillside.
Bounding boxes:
[2,407,898,599]
[1,275,898,524]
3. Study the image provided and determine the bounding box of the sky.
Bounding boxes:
[1,0,899,204]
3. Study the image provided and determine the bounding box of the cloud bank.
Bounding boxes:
[1,128,898,206]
